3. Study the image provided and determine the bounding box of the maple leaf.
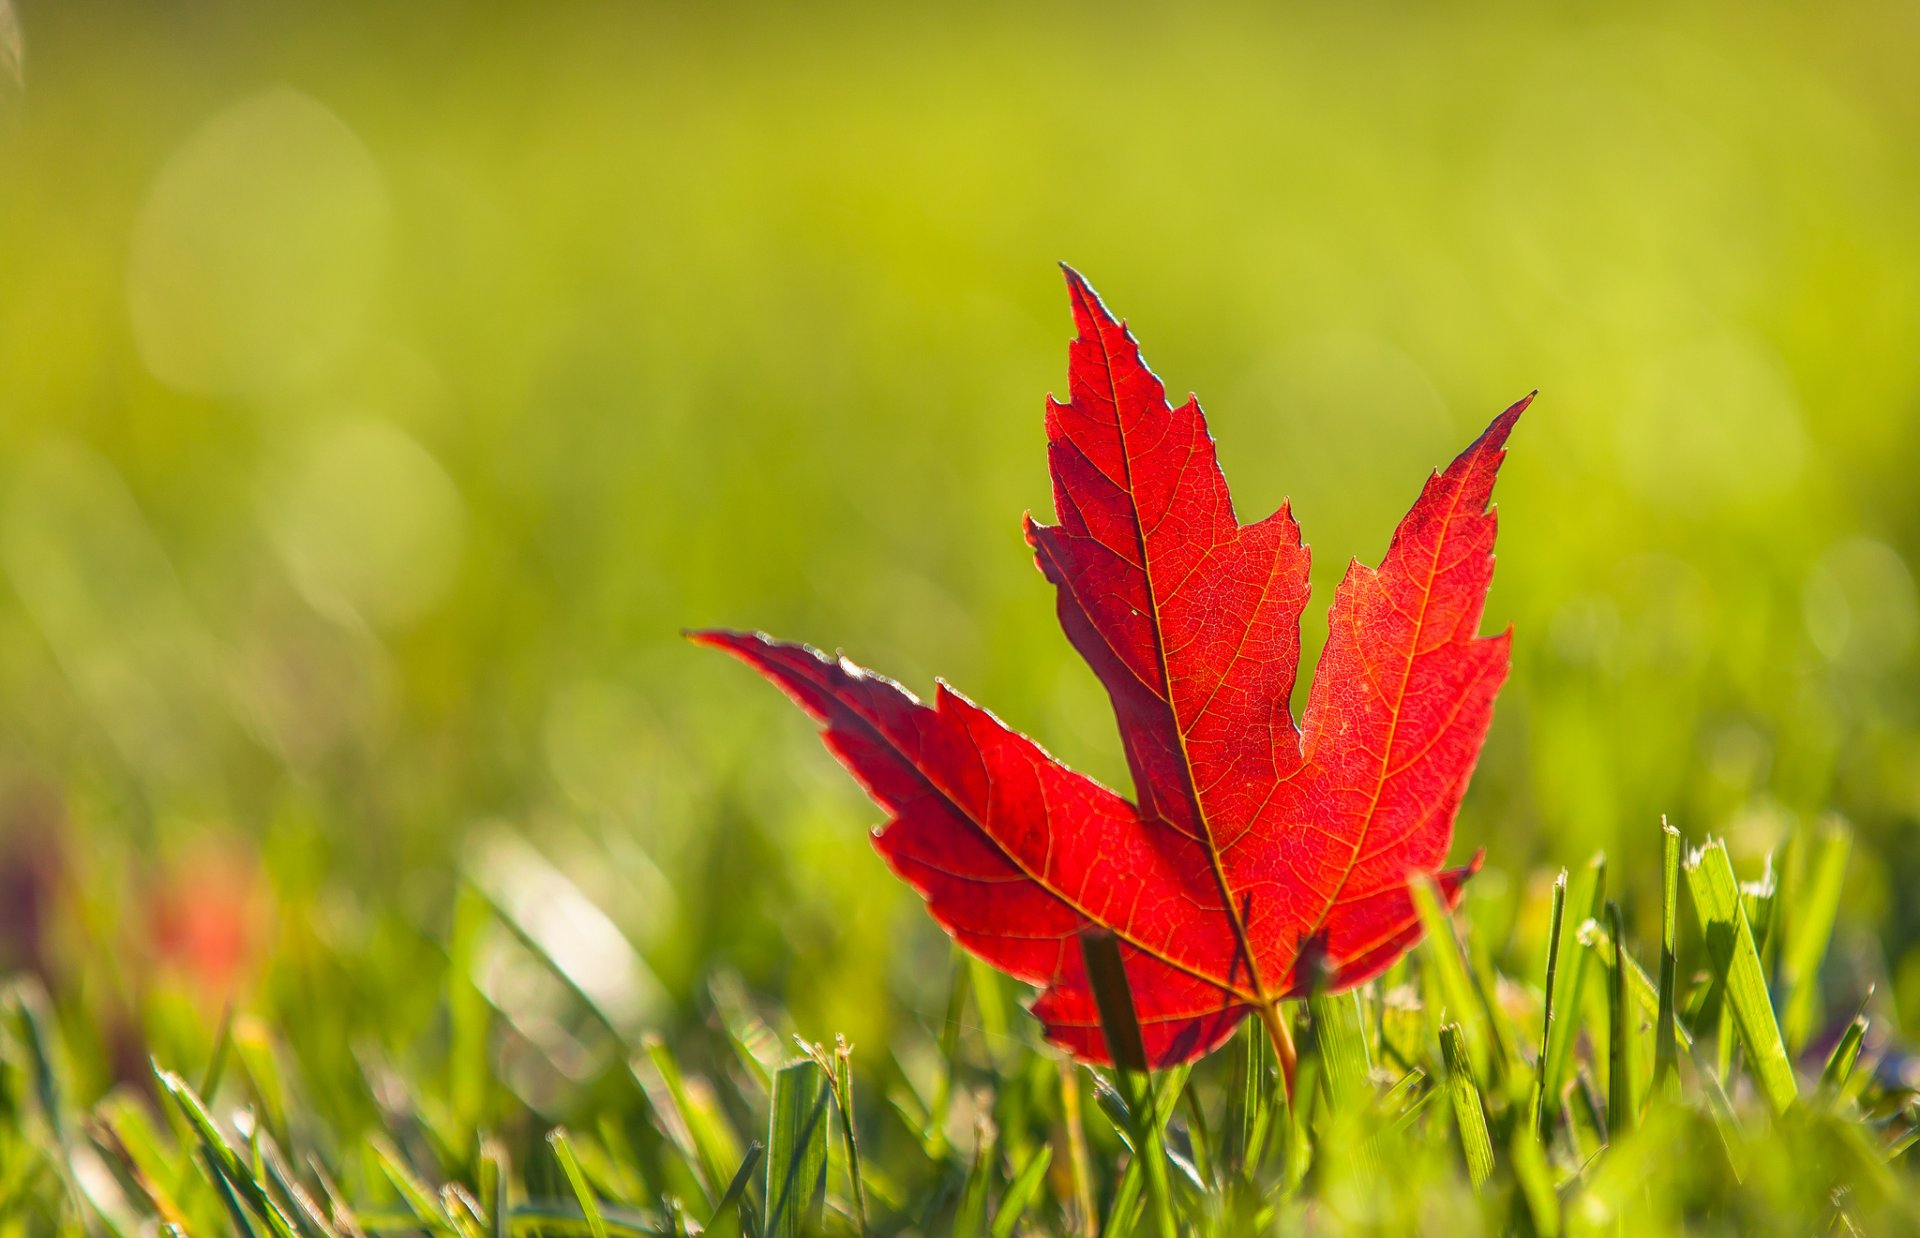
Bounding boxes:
[693,268,1528,1070]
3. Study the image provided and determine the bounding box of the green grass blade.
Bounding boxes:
[1543,853,1607,1110]
[1605,902,1637,1138]
[368,1136,457,1233]
[154,1068,303,1238]
[1079,930,1176,1238]
[640,1036,744,1205]
[1508,1121,1560,1237]
[764,1058,830,1238]
[1413,874,1493,1086]
[547,1129,610,1238]
[1781,816,1851,1054]
[478,1138,511,1238]
[1655,821,1681,1095]
[1817,1016,1867,1103]
[1577,914,1693,1052]
[1535,868,1567,1139]
[1307,990,1373,1110]
[951,1118,995,1237]
[1685,839,1797,1114]
[1440,1024,1494,1191]
[830,1038,867,1233]
[989,1144,1052,1238]
[1231,1018,1274,1180]
[704,1141,763,1234]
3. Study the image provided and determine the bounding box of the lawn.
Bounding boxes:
[1,1,1918,1232]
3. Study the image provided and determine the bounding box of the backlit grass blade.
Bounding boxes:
[1781,816,1851,1054]
[1413,874,1493,1085]
[369,1136,457,1234]
[640,1036,744,1205]
[1576,916,1692,1052]
[1605,902,1636,1138]
[548,1129,610,1238]
[1685,839,1797,1114]
[951,1117,994,1237]
[1508,1122,1560,1237]
[1535,868,1567,1140]
[1440,1024,1494,1191]
[765,1058,830,1238]
[478,1139,511,1238]
[154,1068,303,1238]
[705,1140,763,1234]
[829,1038,867,1233]
[1817,1016,1867,1103]
[1080,929,1176,1238]
[1307,990,1373,1110]
[1542,853,1606,1111]
[1655,820,1681,1095]
[989,1144,1052,1238]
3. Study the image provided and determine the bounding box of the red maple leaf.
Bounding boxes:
[694,268,1527,1072]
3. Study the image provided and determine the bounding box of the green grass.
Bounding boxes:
[2,818,1913,1235]
[3,1,1920,1232]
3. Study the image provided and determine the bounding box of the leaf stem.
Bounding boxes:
[1256,1003,1298,1107]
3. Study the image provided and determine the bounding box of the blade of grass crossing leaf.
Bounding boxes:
[1782,816,1851,1054]
[1655,821,1681,1096]
[1440,1025,1494,1191]
[1685,839,1798,1113]
[765,1058,830,1238]
[548,1130,611,1238]
[1079,930,1177,1238]
[1605,902,1636,1137]
[1535,869,1567,1140]
[990,1144,1052,1238]
[1412,874,1492,1085]
[1543,854,1605,1113]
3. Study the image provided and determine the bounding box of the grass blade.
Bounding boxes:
[765,1058,830,1238]
[1781,816,1851,1054]
[1605,901,1637,1138]
[1535,868,1567,1139]
[1412,874,1493,1086]
[478,1139,511,1238]
[1655,821,1681,1095]
[1685,839,1797,1114]
[548,1129,610,1238]
[1508,1121,1560,1237]
[1307,990,1373,1110]
[1543,853,1607,1110]
[1079,929,1176,1238]
[989,1144,1052,1238]
[1440,1024,1494,1191]
[639,1037,744,1205]
[1817,1016,1867,1103]
[705,1141,763,1233]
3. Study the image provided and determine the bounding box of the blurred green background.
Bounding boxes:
[2,0,1919,1120]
